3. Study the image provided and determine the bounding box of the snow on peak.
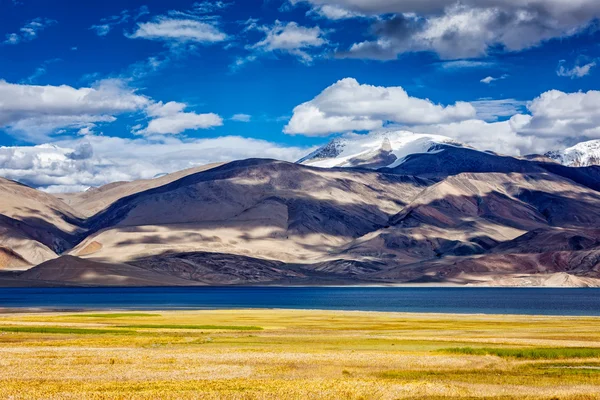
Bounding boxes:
[297,130,463,169]
[545,139,600,167]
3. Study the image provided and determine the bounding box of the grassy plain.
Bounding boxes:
[0,309,600,399]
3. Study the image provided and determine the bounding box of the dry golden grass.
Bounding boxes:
[0,309,600,399]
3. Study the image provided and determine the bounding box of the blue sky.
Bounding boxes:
[0,0,599,191]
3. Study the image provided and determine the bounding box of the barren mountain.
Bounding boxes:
[19,255,199,286]
[72,159,432,265]
[56,163,224,217]
[1,138,600,287]
[0,177,83,266]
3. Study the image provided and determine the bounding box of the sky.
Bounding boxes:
[0,0,599,191]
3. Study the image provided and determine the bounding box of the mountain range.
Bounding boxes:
[2,131,600,287]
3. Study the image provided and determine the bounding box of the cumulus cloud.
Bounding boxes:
[284,78,476,136]
[0,135,313,192]
[411,90,600,155]
[557,60,597,79]
[136,101,223,135]
[292,0,600,60]
[3,17,56,45]
[285,78,600,155]
[247,21,329,64]
[0,79,150,142]
[408,119,549,156]
[0,79,225,141]
[517,90,600,139]
[128,17,227,43]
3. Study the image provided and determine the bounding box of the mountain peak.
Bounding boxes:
[297,130,463,169]
[546,139,600,167]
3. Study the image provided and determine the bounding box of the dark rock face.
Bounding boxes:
[129,252,304,285]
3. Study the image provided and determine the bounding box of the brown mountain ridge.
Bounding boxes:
[2,150,600,287]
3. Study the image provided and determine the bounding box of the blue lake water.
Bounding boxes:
[1,287,600,315]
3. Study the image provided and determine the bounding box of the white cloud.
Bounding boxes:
[21,58,61,84]
[408,118,558,156]
[128,17,227,43]
[231,114,251,122]
[0,135,313,192]
[284,78,476,136]
[439,60,496,70]
[90,24,112,36]
[0,79,150,142]
[285,77,600,155]
[191,1,232,14]
[230,55,258,71]
[517,90,600,139]
[3,17,56,45]
[137,101,223,135]
[480,74,508,84]
[166,1,232,20]
[308,4,363,20]
[557,60,597,79]
[135,5,150,20]
[411,90,600,155]
[249,21,329,64]
[90,6,150,36]
[0,79,226,141]
[293,0,600,60]
[77,126,95,136]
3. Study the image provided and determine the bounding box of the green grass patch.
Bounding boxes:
[67,313,160,318]
[122,324,263,331]
[378,365,600,386]
[442,347,600,359]
[0,326,133,335]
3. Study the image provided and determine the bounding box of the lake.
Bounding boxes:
[1,287,600,315]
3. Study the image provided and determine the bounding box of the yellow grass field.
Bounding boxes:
[1,309,600,399]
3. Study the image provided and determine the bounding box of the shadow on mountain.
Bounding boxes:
[3,156,600,287]
[79,159,432,241]
[380,145,544,178]
[17,255,199,286]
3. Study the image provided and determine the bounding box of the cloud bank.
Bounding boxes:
[292,0,600,60]
[285,77,600,155]
[0,80,226,142]
[0,135,312,192]
[285,78,476,135]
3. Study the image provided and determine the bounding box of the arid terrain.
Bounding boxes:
[1,309,600,399]
[2,133,600,287]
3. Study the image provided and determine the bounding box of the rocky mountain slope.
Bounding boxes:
[1,133,600,287]
[55,163,224,217]
[0,177,84,268]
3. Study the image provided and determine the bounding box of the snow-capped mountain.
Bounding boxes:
[546,140,600,167]
[297,130,464,169]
